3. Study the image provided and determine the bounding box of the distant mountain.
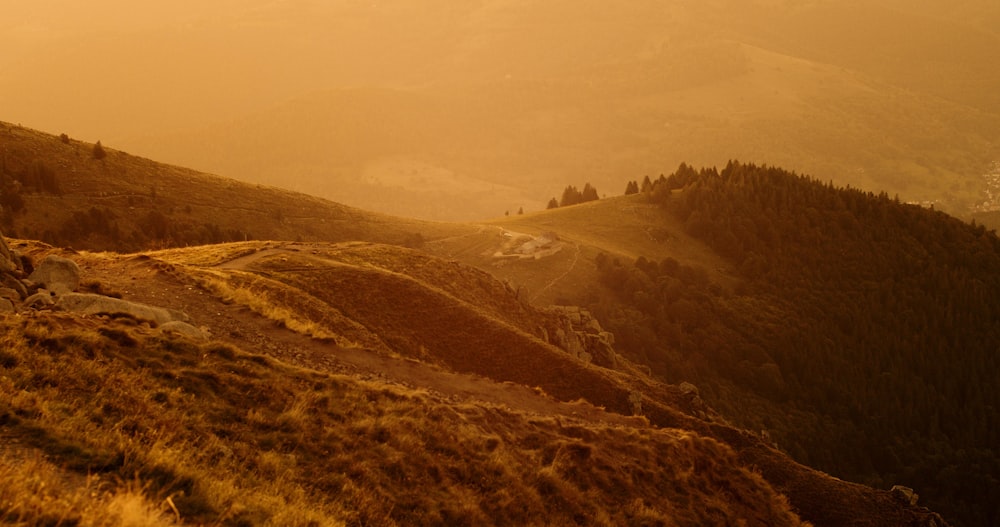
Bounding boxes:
[4,1,996,220]
[122,40,997,221]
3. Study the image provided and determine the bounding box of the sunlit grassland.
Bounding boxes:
[0,312,807,526]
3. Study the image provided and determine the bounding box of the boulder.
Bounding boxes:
[1,274,28,300]
[55,293,189,325]
[24,290,56,309]
[28,255,81,295]
[0,298,14,313]
[0,232,14,273]
[0,287,20,303]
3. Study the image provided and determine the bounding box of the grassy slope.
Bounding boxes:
[0,121,474,251]
[0,123,951,526]
[0,313,808,527]
[424,194,734,306]
[134,239,940,527]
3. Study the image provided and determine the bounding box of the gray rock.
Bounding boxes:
[24,290,56,309]
[0,287,20,303]
[0,233,14,273]
[55,293,188,325]
[28,255,81,294]
[0,274,27,300]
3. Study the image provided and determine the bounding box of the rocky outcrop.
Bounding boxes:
[55,293,190,326]
[541,305,619,369]
[0,232,30,304]
[28,255,81,294]
[1,230,197,335]
[0,234,15,274]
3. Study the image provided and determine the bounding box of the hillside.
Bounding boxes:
[1,234,947,527]
[0,124,961,525]
[0,121,472,252]
[451,164,999,527]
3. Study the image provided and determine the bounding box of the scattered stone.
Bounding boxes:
[0,234,14,273]
[55,293,188,326]
[0,274,27,300]
[24,290,56,309]
[0,287,20,303]
[28,255,81,294]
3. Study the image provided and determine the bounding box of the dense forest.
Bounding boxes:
[590,162,999,527]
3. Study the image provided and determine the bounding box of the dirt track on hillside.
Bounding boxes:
[78,248,644,428]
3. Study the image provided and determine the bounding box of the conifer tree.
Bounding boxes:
[92,141,107,160]
[641,175,653,193]
[560,186,583,207]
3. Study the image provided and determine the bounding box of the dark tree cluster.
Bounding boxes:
[38,205,251,252]
[547,183,600,209]
[592,161,1000,527]
[1,160,62,224]
[624,175,657,195]
[15,160,62,195]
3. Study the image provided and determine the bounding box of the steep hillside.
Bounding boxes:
[1,312,808,527]
[462,164,999,527]
[0,230,947,526]
[0,122,472,252]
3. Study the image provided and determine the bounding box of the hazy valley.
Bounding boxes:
[2,1,999,526]
[3,1,999,220]
[2,122,998,526]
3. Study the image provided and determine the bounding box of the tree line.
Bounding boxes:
[590,161,999,527]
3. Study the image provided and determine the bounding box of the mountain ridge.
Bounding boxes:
[0,121,967,526]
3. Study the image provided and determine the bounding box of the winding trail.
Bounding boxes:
[77,248,643,428]
[530,242,581,303]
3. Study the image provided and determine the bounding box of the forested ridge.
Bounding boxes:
[591,162,999,527]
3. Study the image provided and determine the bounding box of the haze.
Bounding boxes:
[3,0,999,220]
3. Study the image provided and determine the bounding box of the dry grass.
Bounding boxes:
[191,267,338,341]
[0,312,809,526]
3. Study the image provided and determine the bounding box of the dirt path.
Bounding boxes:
[78,250,643,428]
[530,242,581,302]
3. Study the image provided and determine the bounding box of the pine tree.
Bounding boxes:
[547,198,559,209]
[560,186,583,207]
[641,175,653,193]
[92,141,107,160]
